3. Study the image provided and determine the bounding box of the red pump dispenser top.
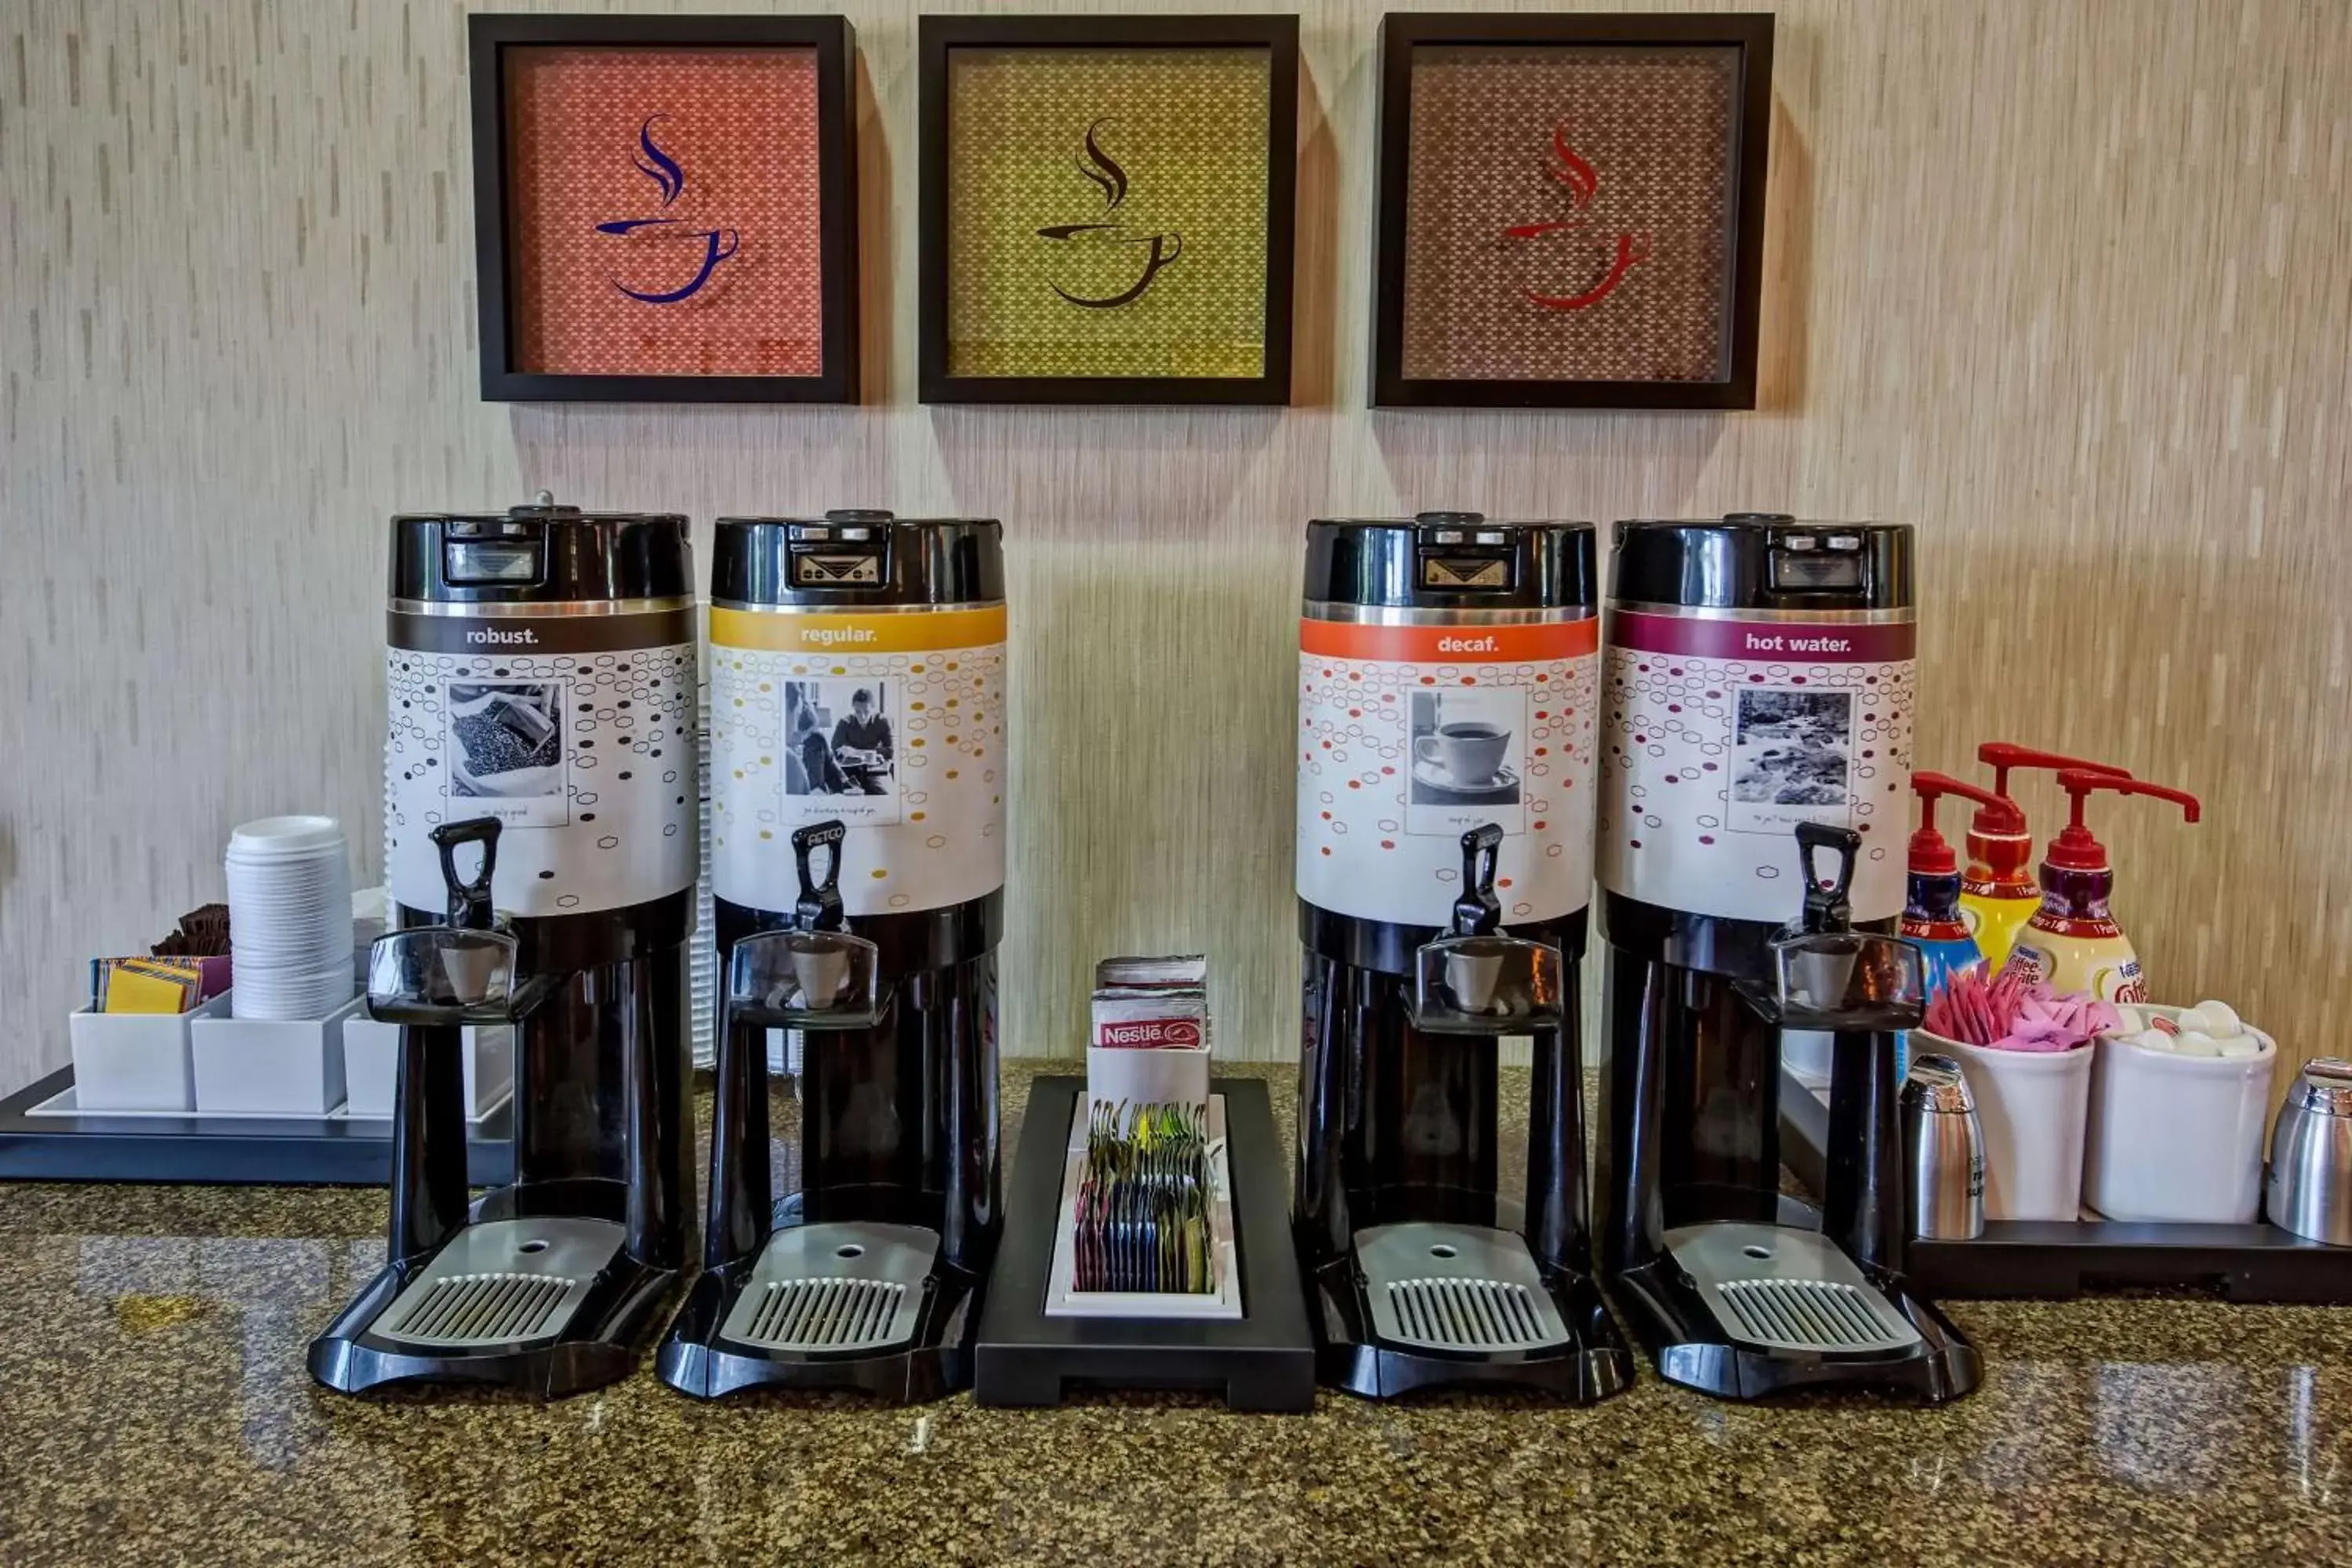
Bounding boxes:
[2045,770,2201,872]
[1966,743,2133,884]
[1909,772,2020,877]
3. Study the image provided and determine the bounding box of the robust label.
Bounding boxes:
[1297,616,1599,927]
[1596,609,1916,925]
[710,605,1006,918]
[385,607,699,917]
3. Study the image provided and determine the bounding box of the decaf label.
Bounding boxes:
[1297,617,1600,929]
[710,606,1007,918]
[1597,610,1917,926]
[384,608,698,918]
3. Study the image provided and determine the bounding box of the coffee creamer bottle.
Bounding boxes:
[2001,770,2200,1004]
[1958,743,2131,971]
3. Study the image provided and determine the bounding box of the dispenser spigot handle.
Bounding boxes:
[1793,822,1860,935]
[1451,823,1504,937]
[1976,742,2130,799]
[430,818,501,932]
[792,821,848,934]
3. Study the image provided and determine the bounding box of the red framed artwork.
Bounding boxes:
[469,15,859,403]
[1370,13,1773,411]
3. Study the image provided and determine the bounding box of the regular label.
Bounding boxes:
[710,605,1007,918]
[384,606,699,918]
[1297,616,1599,928]
[1596,608,1915,925]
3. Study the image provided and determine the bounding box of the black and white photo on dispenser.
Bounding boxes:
[1729,688,1854,834]
[447,680,569,826]
[782,677,902,825]
[1407,686,1527,833]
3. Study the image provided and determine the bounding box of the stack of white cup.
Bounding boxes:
[227,816,356,1021]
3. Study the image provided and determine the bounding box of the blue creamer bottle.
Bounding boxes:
[1899,771,2013,1073]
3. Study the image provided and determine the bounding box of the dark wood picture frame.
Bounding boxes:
[917,13,1299,407]
[1370,12,1773,411]
[468,13,860,404]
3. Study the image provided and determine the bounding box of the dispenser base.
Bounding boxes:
[973,1076,1316,1412]
[308,1186,679,1399]
[1608,1207,1981,1403]
[1305,1226,1635,1403]
[655,1221,982,1404]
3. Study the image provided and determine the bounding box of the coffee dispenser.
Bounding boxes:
[658,512,1005,1402]
[1594,514,1978,1402]
[1294,514,1632,1402]
[312,503,699,1396]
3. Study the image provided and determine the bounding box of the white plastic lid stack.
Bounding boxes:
[227,816,356,1022]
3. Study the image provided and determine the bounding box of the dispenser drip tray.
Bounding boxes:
[1666,1222,1924,1355]
[376,1217,622,1348]
[718,1221,935,1355]
[1357,1223,1573,1355]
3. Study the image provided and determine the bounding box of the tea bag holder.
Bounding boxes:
[720,822,884,1033]
[1408,824,1566,1035]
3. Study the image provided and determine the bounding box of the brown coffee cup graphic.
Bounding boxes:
[1416,722,1512,788]
[1036,118,1183,310]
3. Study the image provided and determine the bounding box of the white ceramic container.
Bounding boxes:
[339,1018,515,1119]
[191,992,365,1116]
[2083,1004,2276,1224]
[68,989,234,1112]
[1934,1028,2096,1221]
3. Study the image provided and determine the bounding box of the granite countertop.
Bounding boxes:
[3,1061,2349,1566]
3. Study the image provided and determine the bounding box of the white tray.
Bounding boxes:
[1044,1093,1242,1321]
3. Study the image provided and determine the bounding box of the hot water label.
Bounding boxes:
[710,605,1007,918]
[1596,609,1917,925]
[384,606,699,918]
[1297,617,1599,928]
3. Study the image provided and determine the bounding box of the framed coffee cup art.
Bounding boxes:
[468,13,860,403]
[917,14,1300,405]
[1370,13,1774,410]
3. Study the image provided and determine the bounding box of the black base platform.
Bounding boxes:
[1780,1067,2352,1302]
[656,1261,982,1403]
[1305,1254,1635,1403]
[1609,1225,1983,1404]
[974,1076,1316,1413]
[0,1067,515,1186]
[308,1183,677,1399]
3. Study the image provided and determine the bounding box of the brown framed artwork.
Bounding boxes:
[1370,13,1773,411]
[469,14,859,403]
[918,14,1299,406]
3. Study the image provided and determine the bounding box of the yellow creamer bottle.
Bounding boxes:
[2001,770,2201,1004]
[1959,742,2132,971]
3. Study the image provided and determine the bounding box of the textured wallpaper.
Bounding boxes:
[2,2,2351,1105]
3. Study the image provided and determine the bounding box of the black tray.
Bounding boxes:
[974,1076,1316,1412]
[0,1066,516,1187]
[1778,1067,2352,1302]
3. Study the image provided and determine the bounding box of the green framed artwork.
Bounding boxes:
[917,15,1299,405]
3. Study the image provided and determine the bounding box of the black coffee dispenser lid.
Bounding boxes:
[389,497,691,606]
[1609,514,1912,612]
[713,510,1004,610]
[1304,513,1595,612]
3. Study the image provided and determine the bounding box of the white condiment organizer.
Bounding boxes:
[1044,1093,1241,1321]
[191,991,365,1116]
[339,1018,516,1120]
[67,989,234,1112]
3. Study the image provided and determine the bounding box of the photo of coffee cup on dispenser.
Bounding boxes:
[1407,689,1526,825]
